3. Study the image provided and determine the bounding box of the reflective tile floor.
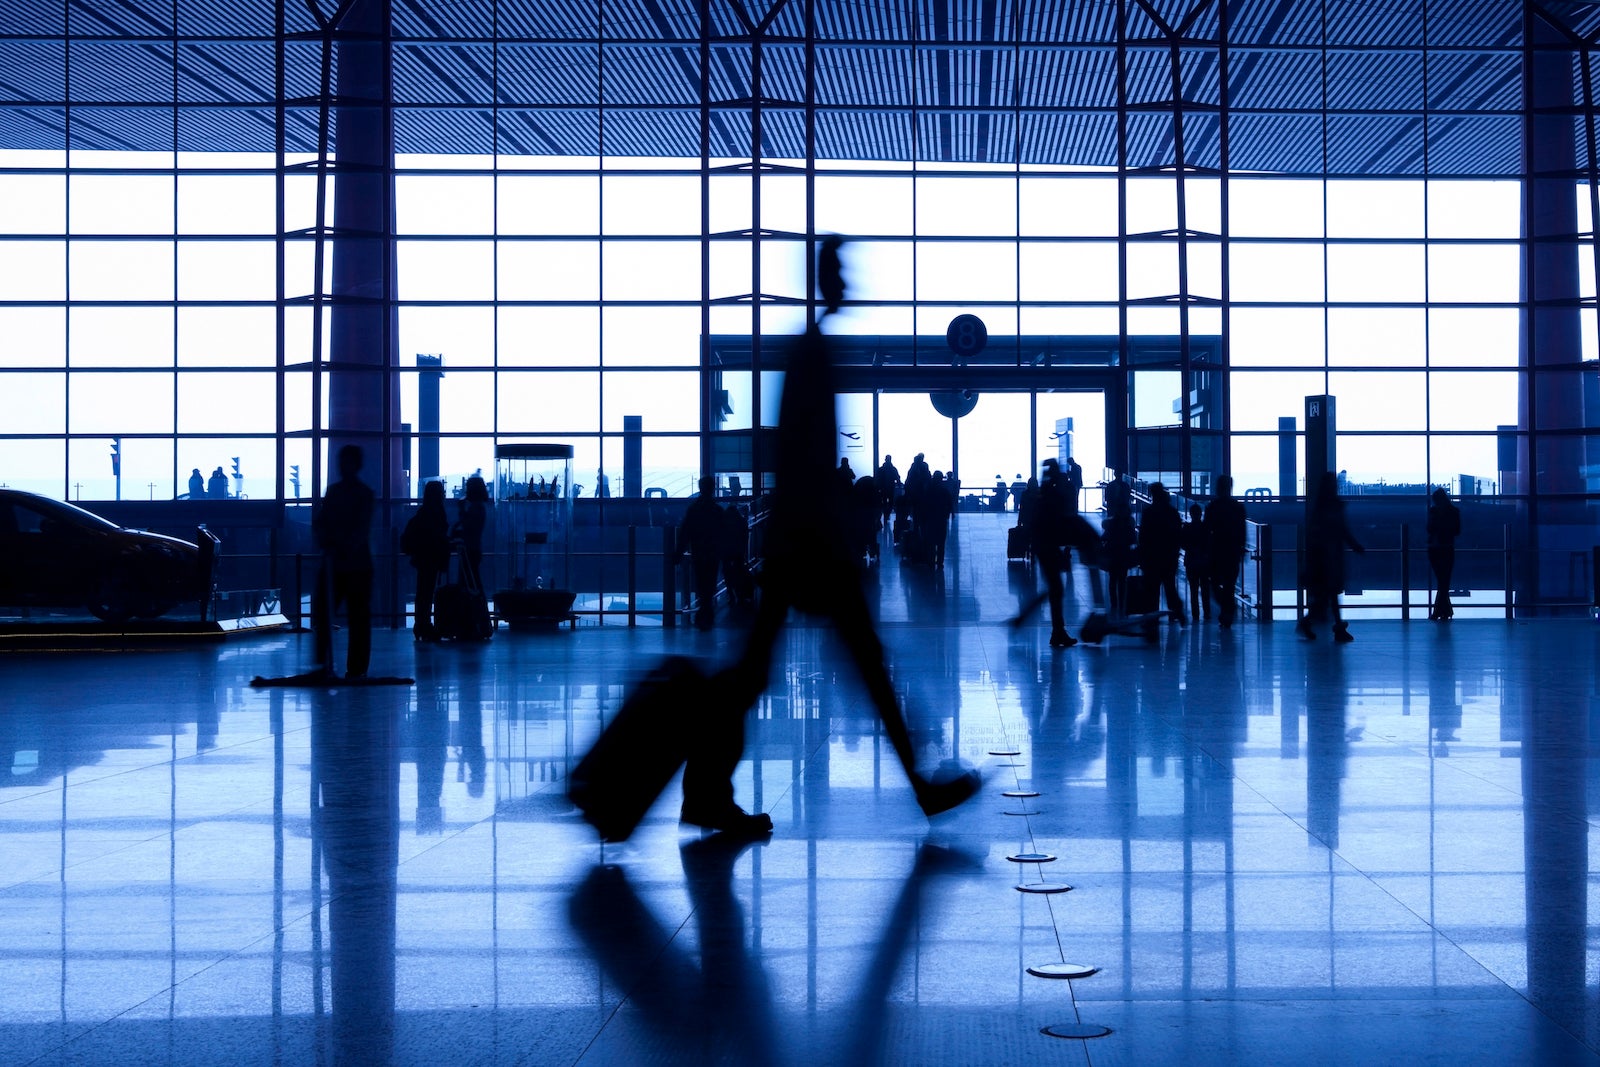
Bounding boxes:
[4,514,1600,1066]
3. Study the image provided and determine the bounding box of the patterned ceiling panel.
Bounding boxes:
[0,0,1562,175]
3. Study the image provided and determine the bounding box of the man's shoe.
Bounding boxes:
[680,803,773,837]
[1333,624,1354,644]
[916,768,981,817]
[1295,620,1315,641]
[1049,630,1077,648]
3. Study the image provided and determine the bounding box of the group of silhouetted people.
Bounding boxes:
[187,466,232,500]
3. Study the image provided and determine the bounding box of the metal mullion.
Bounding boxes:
[170,0,178,502]
[1320,0,1330,411]
[1116,0,1129,474]
[1218,0,1232,479]
[62,0,70,500]
[750,16,765,490]
[275,0,287,505]
[700,0,712,483]
[597,0,605,506]
[1166,10,1194,496]
[1422,0,1432,499]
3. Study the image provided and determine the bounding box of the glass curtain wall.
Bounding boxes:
[0,0,1593,547]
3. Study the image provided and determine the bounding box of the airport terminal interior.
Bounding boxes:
[6,0,1600,1063]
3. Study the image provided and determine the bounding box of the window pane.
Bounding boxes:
[816,176,913,236]
[601,240,700,300]
[178,240,276,300]
[70,306,173,367]
[1229,370,1327,432]
[178,306,276,367]
[1228,434,1294,498]
[1326,371,1426,430]
[1428,371,1519,431]
[69,174,173,235]
[602,175,699,235]
[0,373,65,432]
[1428,309,1518,367]
[916,241,1016,301]
[1019,177,1118,237]
[398,240,493,300]
[1428,244,1518,303]
[178,371,276,433]
[1428,435,1502,494]
[603,371,699,432]
[916,176,1016,236]
[1428,180,1519,239]
[0,438,64,496]
[177,175,275,235]
[497,175,599,235]
[498,305,599,367]
[840,240,913,302]
[69,371,173,433]
[1327,180,1424,238]
[1,241,66,300]
[1228,307,1324,367]
[1228,179,1323,238]
[70,241,174,300]
[1230,243,1323,302]
[396,175,494,235]
[398,305,495,368]
[1337,434,1426,486]
[498,240,598,301]
[1327,308,1425,367]
[1327,244,1423,303]
[0,307,66,367]
[602,306,701,367]
[1019,242,1119,302]
[495,370,598,434]
[0,174,65,233]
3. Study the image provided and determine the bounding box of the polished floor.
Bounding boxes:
[3,513,1599,1066]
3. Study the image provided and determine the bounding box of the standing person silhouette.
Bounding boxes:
[401,480,451,641]
[677,476,725,631]
[188,468,205,499]
[1138,482,1185,624]
[875,454,901,527]
[683,237,981,834]
[1297,471,1365,642]
[1181,502,1210,622]
[1426,487,1461,621]
[453,475,489,590]
[312,444,374,678]
[1030,458,1080,647]
[207,465,229,500]
[1064,454,1084,514]
[1206,474,1248,628]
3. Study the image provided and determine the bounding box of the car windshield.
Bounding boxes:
[16,495,122,532]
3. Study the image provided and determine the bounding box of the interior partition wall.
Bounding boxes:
[0,0,1597,607]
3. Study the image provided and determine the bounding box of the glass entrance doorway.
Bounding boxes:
[844,388,1111,514]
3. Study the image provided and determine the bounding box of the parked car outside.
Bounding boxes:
[0,489,206,623]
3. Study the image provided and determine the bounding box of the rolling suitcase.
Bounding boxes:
[436,555,493,641]
[1007,525,1030,561]
[568,656,705,842]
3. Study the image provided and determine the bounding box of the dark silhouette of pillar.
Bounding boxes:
[417,354,442,486]
[623,415,643,498]
[1520,16,1596,608]
[1278,415,1297,499]
[328,0,401,500]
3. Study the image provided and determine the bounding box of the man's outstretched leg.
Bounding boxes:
[827,577,980,817]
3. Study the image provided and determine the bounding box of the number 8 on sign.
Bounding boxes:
[945,314,988,362]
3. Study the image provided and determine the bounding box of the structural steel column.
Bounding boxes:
[1520,12,1589,608]
[329,0,401,499]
